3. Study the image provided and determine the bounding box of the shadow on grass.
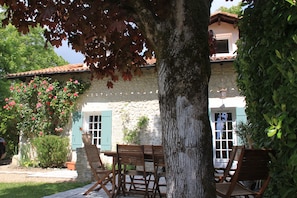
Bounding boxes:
[0,181,88,198]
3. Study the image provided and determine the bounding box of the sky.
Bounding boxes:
[54,0,241,64]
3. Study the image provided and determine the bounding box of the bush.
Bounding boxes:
[32,135,69,168]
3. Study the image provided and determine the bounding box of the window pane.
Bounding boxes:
[222,141,226,149]
[216,141,220,149]
[227,113,232,120]
[216,132,220,139]
[94,116,98,122]
[222,151,227,158]
[89,116,93,122]
[227,122,233,129]
[216,151,221,158]
[228,132,233,139]
[222,132,226,139]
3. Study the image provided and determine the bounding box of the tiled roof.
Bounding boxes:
[6,56,235,79]
[210,11,238,25]
[6,63,90,79]
[6,59,157,79]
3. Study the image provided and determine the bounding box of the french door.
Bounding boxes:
[212,109,237,168]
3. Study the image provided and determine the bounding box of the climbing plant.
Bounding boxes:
[123,116,149,145]
[4,76,90,138]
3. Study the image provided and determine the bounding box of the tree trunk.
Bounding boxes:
[156,0,215,197]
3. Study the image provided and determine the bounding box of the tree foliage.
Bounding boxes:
[0,12,67,76]
[217,2,243,15]
[235,1,297,196]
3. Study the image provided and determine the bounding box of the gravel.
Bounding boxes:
[0,163,77,183]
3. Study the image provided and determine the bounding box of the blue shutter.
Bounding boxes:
[71,111,83,150]
[101,110,112,151]
[236,107,247,124]
[236,107,247,145]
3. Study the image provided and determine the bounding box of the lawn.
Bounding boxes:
[0,181,88,198]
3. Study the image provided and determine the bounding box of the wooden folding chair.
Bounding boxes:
[216,149,273,198]
[117,144,153,197]
[215,146,245,183]
[152,145,166,198]
[83,144,113,197]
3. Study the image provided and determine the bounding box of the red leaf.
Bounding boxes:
[107,81,113,89]
[122,71,132,81]
[107,20,126,33]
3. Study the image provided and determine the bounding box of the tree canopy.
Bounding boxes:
[0,12,67,76]
[217,2,243,15]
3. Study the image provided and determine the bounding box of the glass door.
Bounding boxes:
[212,109,237,168]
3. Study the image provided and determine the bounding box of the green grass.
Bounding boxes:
[0,181,88,198]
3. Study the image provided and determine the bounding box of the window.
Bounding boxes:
[214,33,232,54]
[216,39,229,53]
[88,114,102,147]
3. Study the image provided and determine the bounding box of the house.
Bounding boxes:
[7,12,244,168]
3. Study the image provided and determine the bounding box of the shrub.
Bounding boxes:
[32,135,69,168]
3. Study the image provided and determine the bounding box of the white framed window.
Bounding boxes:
[211,108,237,168]
[83,113,102,148]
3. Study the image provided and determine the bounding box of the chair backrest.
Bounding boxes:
[218,149,274,197]
[235,149,273,182]
[143,145,153,154]
[220,146,244,181]
[84,144,105,170]
[117,144,146,169]
[152,145,165,167]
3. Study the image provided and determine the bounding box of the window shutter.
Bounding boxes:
[236,107,247,145]
[101,110,112,151]
[236,107,247,123]
[71,111,83,150]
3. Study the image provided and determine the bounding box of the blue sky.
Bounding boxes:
[54,0,241,64]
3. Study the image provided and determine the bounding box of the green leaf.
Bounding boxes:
[275,49,282,59]
[286,0,296,5]
[288,133,297,140]
[267,128,277,137]
[289,154,297,166]
[263,114,272,125]
[277,131,282,139]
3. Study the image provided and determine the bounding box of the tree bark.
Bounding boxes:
[155,0,215,197]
